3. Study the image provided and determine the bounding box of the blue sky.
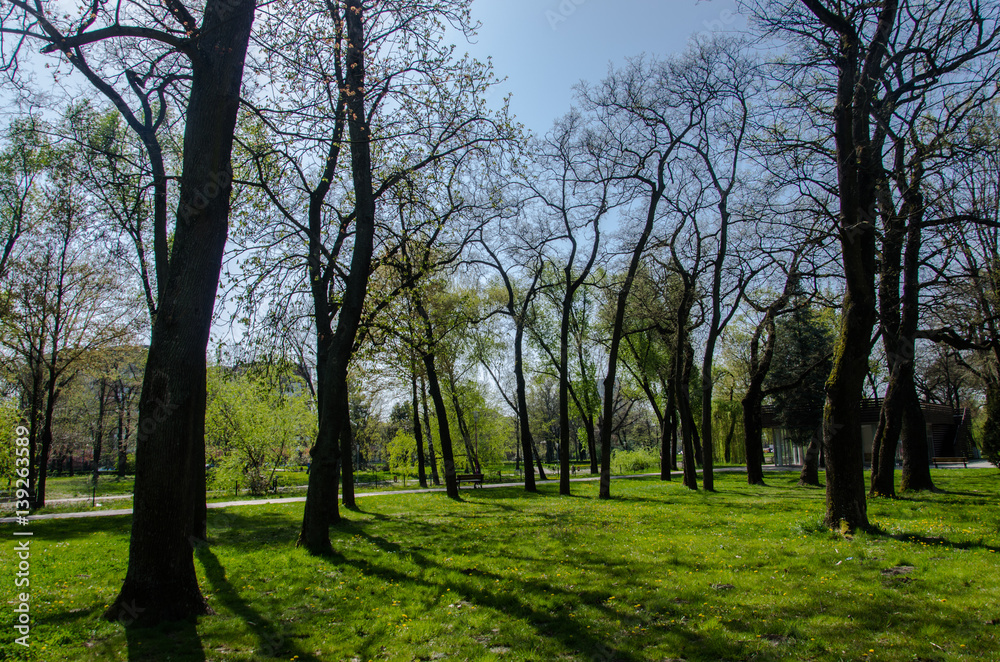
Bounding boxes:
[458,0,745,136]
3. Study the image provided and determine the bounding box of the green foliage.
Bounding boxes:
[766,303,834,443]
[981,384,1000,469]
[712,399,745,464]
[205,369,315,495]
[609,448,659,474]
[388,429,416,485]
[0,399,22,487]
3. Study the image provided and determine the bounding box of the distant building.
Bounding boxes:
[761,398,973,466]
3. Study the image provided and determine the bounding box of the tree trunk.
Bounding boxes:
[741,386,766,486]
[104,0,256,625]
[513,324,536,491]
[341,413,356,508]
[93,380,107,490]
[116,400,127,477]
[299,0,377,554]
[583,414,598,475]
[411,368,428,489]
[798,432,822,487]
[900,387,933,491]
[420,376,440,486]
[802,0,897,533]
[558,298,573,496]
[676,342,699,490]
[422,351,458,498]
[659,411,672,481]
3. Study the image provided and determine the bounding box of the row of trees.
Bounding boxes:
[1,0,998,627]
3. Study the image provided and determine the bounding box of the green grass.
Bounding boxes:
[2,470,999,661]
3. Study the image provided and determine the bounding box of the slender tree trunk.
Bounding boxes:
[513,325,537,491]
[104,0,257,625]
[93,380,107,490]
[799,433,822,486]
[674,340,699,490]
[583,415,598,475]
[299,0,377,554]
[411,368,428,489]
[422,351,458,498]
[420,375,440,486]
[341,411,356,508]
[116,398,127,477]
[531,436,548,480]
[558,300,573,496]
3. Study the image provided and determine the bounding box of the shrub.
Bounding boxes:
[610,448,660,475]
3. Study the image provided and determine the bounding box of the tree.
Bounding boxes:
[519,113,614,496]
[752,0,1000,529]
[1,170,140,509]
[205,369,315,496]
[0,115,51,286]
[575,52,706,498]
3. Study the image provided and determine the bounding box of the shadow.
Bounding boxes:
[887,531,1000,553]
[123,618,205,662]
[312,524,750,662]
[196,545,321,661]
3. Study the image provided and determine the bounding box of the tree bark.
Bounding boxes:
[411,367,428,489]
[341,412,356,508]
[420,375,441,486]
[801,0,898,532]
[104,0,257,624]
[421,350,458,498]
[299,0,378,553]
[676,342,699,490]
[513,324,537,491]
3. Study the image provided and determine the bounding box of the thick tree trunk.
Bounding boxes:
[741,387,766,486]
[900,387,933,491]
[104,0,256,625]
[659,412,672,481]
[803,0,897,533]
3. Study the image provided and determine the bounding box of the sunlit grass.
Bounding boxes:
[2,469,998,661]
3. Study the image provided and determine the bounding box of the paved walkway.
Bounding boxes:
[2,462,991,524]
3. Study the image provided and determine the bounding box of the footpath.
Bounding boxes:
[2,462,991,524]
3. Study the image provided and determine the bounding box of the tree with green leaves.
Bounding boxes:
[205,369,315,496]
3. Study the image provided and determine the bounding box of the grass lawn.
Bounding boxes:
[2,469,998,661]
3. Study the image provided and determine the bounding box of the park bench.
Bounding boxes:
[932,456,967,468]
[456,473,484,489]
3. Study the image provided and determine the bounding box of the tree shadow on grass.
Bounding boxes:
[124,618,205,662]
[195,545,321,661]
[321,526,749,662]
